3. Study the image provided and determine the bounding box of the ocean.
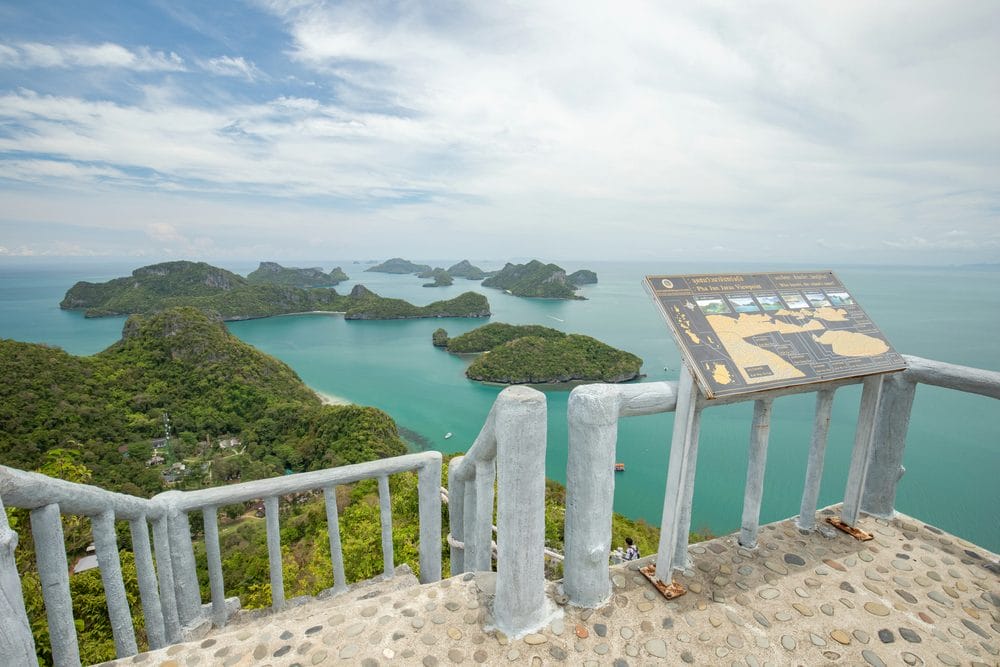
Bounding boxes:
[1,259,997,551]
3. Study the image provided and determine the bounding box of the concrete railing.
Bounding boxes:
[0,451,442,666]
[447,385,548,638]
[563,355,1000,607]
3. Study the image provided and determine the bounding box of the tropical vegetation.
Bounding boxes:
[246,261,348,286]
[482,260,593,299]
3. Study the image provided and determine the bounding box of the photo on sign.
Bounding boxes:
[779,292,809,309]
[827,291,855,306]
[696,297,731,315]
[755,293,784,311]
[805,292,831,307]
[728,295,760,313]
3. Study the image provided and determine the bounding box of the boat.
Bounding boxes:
[444,432,453,439]
[614,462,625,472]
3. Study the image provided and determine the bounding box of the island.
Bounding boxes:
[481,260,595,299]
[364,257,432,274]
[418,268,454,287]
[437,322,642,384]
[447,260,493,280]
[60,261,491,321]
[247,261,348,286]
[567,269,598,285]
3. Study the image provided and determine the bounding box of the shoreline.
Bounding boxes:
[314,389,353,406]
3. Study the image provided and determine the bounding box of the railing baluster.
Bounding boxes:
[202,506,227,627]
[166,505,202,627]
[654,368,702,584]
[739,398,774,548]
[129,516,166,649]
[672,401,703,571]
[377,475,394,578]
[472,459,495,572]
[462,472,479,570]
[446,459,466,574]
[0,496,37,664]
[862,373,917,518]
[841,375,884,526]
[29,503,80,667]
[92,510,138,657]
[417,457,443,584]
[264,496,284,611]
[796,389,836,531]
[322,486,347,594]
[151,515,181,643]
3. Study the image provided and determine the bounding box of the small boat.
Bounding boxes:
[614,462,625,472]
[444,432,453,439]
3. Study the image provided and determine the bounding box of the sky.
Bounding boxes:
[0,1,997,265]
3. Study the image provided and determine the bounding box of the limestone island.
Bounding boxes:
[481,260,596,299]
[247,261,348,287]
[365,257,432,274]
[435,322,642,384]
[446,260,494,280]
[60,261,491,321]
[418,268,454,287]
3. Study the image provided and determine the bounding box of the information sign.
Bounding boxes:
[644,271,906,398]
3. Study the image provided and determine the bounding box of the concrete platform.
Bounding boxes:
[101,506,999,666]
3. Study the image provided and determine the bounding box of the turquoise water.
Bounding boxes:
[1,259,997,551]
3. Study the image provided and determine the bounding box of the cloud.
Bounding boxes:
[147,222,186,244]
[201,55,262,81]
[0,2,997,263]
[0,42,184,71]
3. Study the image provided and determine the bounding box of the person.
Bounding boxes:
[623,537,639,561]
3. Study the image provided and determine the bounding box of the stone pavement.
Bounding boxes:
[101,506,999,666]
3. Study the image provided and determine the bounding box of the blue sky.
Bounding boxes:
[0,1,997,264]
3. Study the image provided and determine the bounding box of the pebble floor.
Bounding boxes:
[102,506,999,666]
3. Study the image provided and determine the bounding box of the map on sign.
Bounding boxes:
[644,271,906,398]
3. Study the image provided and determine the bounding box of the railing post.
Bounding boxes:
[377,476,394,578]
[129,516,166,650]
[264,496,284,611]
[654,367,702,584]
[493,386,547,637]
[739,398,774,548]
[202,506,227,627]
[0,496,37,665]
[671,400,703,571]
[29,503,80,667]
[92,510,138,657]
[862,373,917,518]
[322,486,348,594]
[164,501,202,627]
[796,389,836,531]
[564,384,620,607]
[446,458,466,575]
[151,515,181,643]
[841,375,884,526]
[417,455,442,583]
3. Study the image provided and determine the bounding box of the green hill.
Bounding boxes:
[466,334,642,384]
[446,260,493,280]
[418,268,454,287]
[0,307,406,495]
[481,260,588,299]
[344,290,489,320]
[247,261,348,286]
[365,257,432,274]
[445,322,565,353]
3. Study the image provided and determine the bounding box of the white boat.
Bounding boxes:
[444,432,453,439]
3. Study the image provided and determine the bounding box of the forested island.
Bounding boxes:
[2,308,660,664]
[365,257,432,274]
[246,261,348,286]
[482,260,596,299]
[60,261,490,321]
[436,322,643,384]
[418,267,454,287]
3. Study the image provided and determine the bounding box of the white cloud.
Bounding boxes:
[0,2,997,263]
[0,42,184,71]
[201,55,261,81]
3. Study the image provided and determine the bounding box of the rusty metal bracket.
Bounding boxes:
[639,563,686,600]
[826,516,873,541]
